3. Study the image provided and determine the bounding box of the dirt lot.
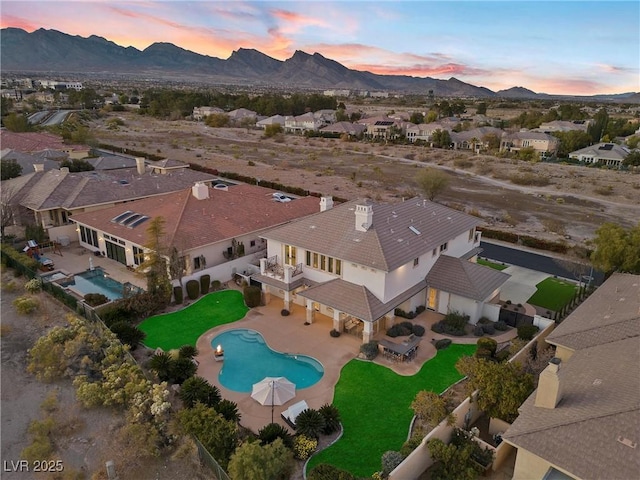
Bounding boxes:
[92,112,639,248]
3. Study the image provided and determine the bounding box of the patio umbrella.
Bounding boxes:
[251,377,296,423]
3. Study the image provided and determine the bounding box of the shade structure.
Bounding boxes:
[251,377,296,406]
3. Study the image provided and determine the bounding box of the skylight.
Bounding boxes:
[111,211,133,223]
[128,216,149,228]
[409,225,421,235]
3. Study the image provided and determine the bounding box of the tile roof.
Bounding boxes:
[0,149,59,174]
[261,198,481,272]
[70,184,322,251]
[569,143,630,161]
[546,272,640,351]
[5,167,217,211]
[425,255,510,301]
[297,278,427,321]
[0,130,86,153]
[319,122,366,135]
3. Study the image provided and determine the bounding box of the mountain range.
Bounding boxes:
[2,28,638,102]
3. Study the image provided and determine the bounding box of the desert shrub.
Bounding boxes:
[443,311,469,330]
[173,286,183,304]
[401,433,424,457]
[84,293,109,307]
[243,285,261,308]
[330,329,341,337]
[199,275,210,294]
[307,463,356,480]
[435,338,452,350]
[2,280,18,292]
[387,323,413,337]
[97,302,132,327]
[185,280,199,300]
[412,324,426,337]
[211,280,222,291]
[475,347,494,360]
[319,404,341,435]
[473,325,484,336]
[295,408,325,439]
[495,349,511,362]
[293,434,317,460]
[360,340,379,360]
[381,450,405,477]
[517,324,540,341]
[109,322,146,350]
[13,295,39,315]
[482,323,496,335]
[21,417,56,463]
[216,399,241,423]
[24,278,42,293]
[495,321,509,331]
[258,423,294,449]
[477,337,498,356]
[477,317,491,324]
[416,305,426,314]
[280,309,290,316]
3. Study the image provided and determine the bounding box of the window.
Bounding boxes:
[304,249,341,275]
[313,253,319,269]
[432,248,437,257]
[440,242,448,252]
[413,257,419,267]
[132,246,144,265]
[469,228,475,242]
[250,240,256,247]
[80,225,99,247]
[284,244,297,265]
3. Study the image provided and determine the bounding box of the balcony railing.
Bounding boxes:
[292,262,303,277]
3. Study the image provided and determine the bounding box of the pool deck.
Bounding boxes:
[195,296,517,434]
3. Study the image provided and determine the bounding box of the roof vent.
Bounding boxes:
[409,226,421,235]
[617,436,637,449]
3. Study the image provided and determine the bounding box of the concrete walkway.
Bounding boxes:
[499,265,550,306]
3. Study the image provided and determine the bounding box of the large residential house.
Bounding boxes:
[318,121,366,138]
[69,183,323,285]
[192,106,224,121]
[450,127,504,151]
[2,159,217,243]
[568,143,630,168]
[253,198,510,343]
[0,131,90,159]
[503,273,640,480]
[500,131,559,157]
[284,112,324,133]
[0,149,59,175]
[256,115,286,130]
[535,120,590,133]
[359,116,404,140]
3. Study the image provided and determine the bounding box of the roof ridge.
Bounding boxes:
[166,189,192,247]
[548,317,640,344]
[62,176,89,208]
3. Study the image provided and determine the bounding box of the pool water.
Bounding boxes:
[211,329,324,393]
[60,268,138,301]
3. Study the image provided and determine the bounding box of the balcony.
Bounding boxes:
[260,256,304,284]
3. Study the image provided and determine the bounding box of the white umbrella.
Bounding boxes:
[251,377,296,423]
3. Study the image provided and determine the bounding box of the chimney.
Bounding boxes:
[60,167,70,173]
[355,203,373,232]
[192,182,209,200]
[535,357,563,409]
[33,163,45,172]
[135,157,146,175]
[320,196,334,212]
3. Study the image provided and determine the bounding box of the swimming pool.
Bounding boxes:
[58,268,141,301]
[211,329,324,393]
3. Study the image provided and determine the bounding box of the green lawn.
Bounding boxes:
[139,290,249,350]
[477,258,508,271]
[307,344,477,478]
[527,277,578,311]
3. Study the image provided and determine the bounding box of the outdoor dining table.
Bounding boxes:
[379,336,421,362]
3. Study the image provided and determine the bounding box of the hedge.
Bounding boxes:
[173,286,184,304]
[199,275,210,294]
[185,280,199,300]
[243,285,261,308]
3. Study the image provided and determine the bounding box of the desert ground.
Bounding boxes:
[91,111,640,250]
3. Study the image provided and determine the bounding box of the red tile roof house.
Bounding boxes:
[1,159,218,244]
[0,130,90,159]
[253,197,510,343]
[69,184,323,286]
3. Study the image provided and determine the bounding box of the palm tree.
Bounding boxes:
[148,352,172,381]
[216,399,241,423]
[295,408,326,439]
[178,345,198,359]
[470,137,480,154]
[258,423,294,449]
[319,404,341,435]
[180,376,221,408]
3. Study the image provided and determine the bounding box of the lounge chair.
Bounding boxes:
[281,400,309,429]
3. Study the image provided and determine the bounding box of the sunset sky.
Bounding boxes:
[1,0,638,95]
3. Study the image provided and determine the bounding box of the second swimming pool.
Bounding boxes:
[211,329,324,393]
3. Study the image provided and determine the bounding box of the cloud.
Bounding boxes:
[0,15,40,31]
[596,63,636,74]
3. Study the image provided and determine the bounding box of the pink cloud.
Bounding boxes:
[0,15,40,31]
[270,9,328,29]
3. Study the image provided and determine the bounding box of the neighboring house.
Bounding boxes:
[227,108,258,124]
[362,118,404,140]
[284,112,323,133]
[87,150,140,170]
[503,273,640,480]
[450,127,505,151]
[256,115,286,130]
[313,109,337,126]
[0,131,89,159]
[69,183,323,284]
[2,158,217,243]
[0,149,59,175]
[192,106,224,121]
[568,143,630,168]
[405,119,462,144]
[318,121,366,137]
[535,120,590,133]
[500,131,559,157]
[253,197,510,343]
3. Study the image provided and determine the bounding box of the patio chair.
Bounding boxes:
[281,400,309,429]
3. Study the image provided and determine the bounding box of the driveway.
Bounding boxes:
[499,266,550,306]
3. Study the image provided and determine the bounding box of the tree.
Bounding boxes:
[588,108,608,143]
[410,391,453,429]
[3,112,31,132]
[295,408,326,439]
[227,438,293,480]
[60,158,95,172]
[431,129,452,148]
[0,183,18,237]
[476,102,487,115]
[109,322,146,350]
[179,377,221,408]
[257,423,294,449]
[517,146,539,162]
[590,222,640,274]
[427,438,479,480]
[623,151,640,167]
[205,113,230,127]
[264,123,283,138]
[416,168,450,201]
[456,356,534,422]
[482,133,501,151]
[149,352,173,382]
[138,217,172,307]
[410,112,425,124]
[1,159,22,180]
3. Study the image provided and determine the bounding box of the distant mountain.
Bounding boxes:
[1,28,637,101]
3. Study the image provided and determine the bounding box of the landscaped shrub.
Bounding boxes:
[13,295,39,315]
[84,293,109,307]
[169,357,197,384]
[476,347,494,360]
[295,408,325,439]
[185,280,200,300]
[330,329,341,337]
[307,463,356,480]
[400,433,424,457]
[477,337,498,356]
[173,286,183,304]
[179,376,221,408]
[481,323,496,335]
[495,349,511,362]
[431,322,445,334]
[199,274,210,294]
[210,280,222,291]
[435,338,452,350]
[360,341,379,360]
[258,423,294,449]
[387,322,413,337]
[517,324,540,341]
[216,399,241,423]
[243,285,261,308]
[381,451,405,477]
[412,324,426,337]
[416,305,426,314]
[319,404,341,435]
[280,309,290,316]
[477,316,492,324]
[473,325,484,336]
[109,322,146,350]
[178,345,198,359]
[443,311,470,331]
[24,278,42,293]
[293,434,317,460]
[495,321,509,331]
